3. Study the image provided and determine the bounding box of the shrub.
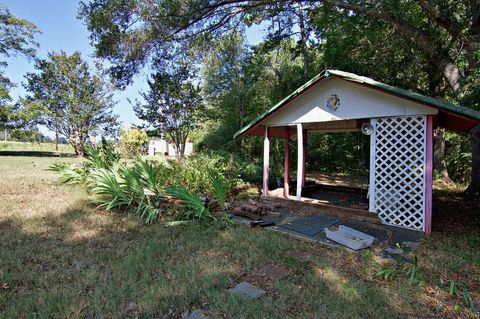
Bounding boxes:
[120,128,148,158]
[48,139,121,185]
[87,163,161,224]
[50,149,242,226]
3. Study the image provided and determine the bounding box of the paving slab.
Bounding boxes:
[230,282,266,299]
[288,250,312,262]
[258,264,290,280]
[184,310,208,319]
[280,215,340,236]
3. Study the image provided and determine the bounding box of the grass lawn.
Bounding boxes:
[0,154,479,318]
[0,142,74,154]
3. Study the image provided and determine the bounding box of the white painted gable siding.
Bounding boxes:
[264,78,437,127]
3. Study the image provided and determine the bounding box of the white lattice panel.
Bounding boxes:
[374,116,426,231]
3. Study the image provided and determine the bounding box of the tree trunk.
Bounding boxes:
[75,142,85,156]
[297,2,309,77]
[72,131,84,157]
[433,128,453,183]
[465,124,480,196]
[55,127,58,151]
[432,57,462,95]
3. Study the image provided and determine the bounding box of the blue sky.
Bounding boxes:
[3,0,264,137]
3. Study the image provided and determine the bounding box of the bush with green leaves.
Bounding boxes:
[50,148,241,226]
[119,128,148,158]
[48,139,121,185]
[87,160,162,224]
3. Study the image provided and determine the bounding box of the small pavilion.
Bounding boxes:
[234,69,480,233]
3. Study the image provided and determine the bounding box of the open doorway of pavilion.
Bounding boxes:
[274,129,372,212]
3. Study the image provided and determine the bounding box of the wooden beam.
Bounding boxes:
[424,115,433,234]
[283,127,290,198]
[263,126,270,196]
[296,124,304,199]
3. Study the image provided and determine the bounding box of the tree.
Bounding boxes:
[120,127,148,158]
[0,4,39,138]
[25,51,119,156]
[134,62,202,158]
[80,0,478,93]
[80,0,480,193]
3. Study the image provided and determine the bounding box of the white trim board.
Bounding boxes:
[263,78,437,126]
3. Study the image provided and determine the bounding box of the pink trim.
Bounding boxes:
[263,127,270,196]
[425,115,433,234]
[284,127,290,198]
[238,78,328,137]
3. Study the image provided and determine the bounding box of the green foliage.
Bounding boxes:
[50,149,240,225]
[48,140,121,185]
[134,61,203,158]
[376,256,424,287]
[133,157,162,195]
[47,162,84,184]
[307,132,370,175]
[120,128,148,158]
[88,166,135,210]
[24,51,119,155]
[445,132,472,185]
[86,159,164,224]
[376,266,400,281]
[447,280,475,312]
[0,4,39,105]
[166,187,212,221]
[83,139,121,170]
[403,256,424,287]
[209,170,230,210]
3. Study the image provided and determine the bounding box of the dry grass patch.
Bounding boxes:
[0,154,478,318]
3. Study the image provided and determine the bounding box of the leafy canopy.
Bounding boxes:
[24,51,119,155]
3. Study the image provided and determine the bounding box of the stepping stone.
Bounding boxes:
[184,310,208,319]
[258,264,290,280]
[384,247,404,255]
[288,250,312,262]
[230,282,266,299]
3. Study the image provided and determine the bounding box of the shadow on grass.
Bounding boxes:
[0,150,77,158]
[0,204,412,319]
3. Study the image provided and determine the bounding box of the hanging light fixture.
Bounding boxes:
[361,122,374,135]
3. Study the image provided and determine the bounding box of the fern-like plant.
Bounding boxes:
[88,168,133,210]
[166,187,213,221]
[209,170,230,210]
[47,162,85,184]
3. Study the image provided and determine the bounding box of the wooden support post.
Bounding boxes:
[263,126,270,196]
[369,119,377,213]
[296,124,304,200]
[283,127,290,198]
[302,129,307,186]
[424,115,433,234]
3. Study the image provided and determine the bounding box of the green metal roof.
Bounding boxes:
[234,69,480,138]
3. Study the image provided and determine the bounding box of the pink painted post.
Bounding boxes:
[425,115,433,234]
[263,126,270,196]
[283,127,290,198]
[302,129,307,186]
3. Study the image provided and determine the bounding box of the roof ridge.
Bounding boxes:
[234,69,480,139]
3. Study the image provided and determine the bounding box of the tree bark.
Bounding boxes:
[72,131,84,157]
[465,125,480,196]
[55,127,58,151]
[433,128,453,183]
[297,2,309,77]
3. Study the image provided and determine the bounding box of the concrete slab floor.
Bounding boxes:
[232,208,423,260]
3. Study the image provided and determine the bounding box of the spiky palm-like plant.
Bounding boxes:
[166,187,213,221]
